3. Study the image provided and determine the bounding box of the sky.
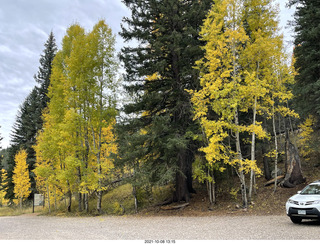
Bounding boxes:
[0,0,295,149]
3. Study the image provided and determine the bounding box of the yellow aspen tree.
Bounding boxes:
[35,21,118,214]
[34,24,86,212]
[241,0,283,201]
[65,25,94,212]
[298,115,316,160]
[270,59,298,191]
[190,0,296,206]
[87,20,118,214]
[190,0,252,208]
[66,20,118,213]
[12,149,31,208]
[33,142,59,213]
[91,120,118,213]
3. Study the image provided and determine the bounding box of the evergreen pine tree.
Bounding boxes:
[11,88,42,147]
[289,0,320,119]
[7,33,57,200]
[34,32,57,112]
[10,87,42,194]
[119,0,212,202]
[3,147,15,201]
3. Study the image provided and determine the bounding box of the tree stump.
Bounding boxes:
[280,133,306,187]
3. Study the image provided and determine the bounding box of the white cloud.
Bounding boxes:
[0,0,129,148]
[0,0,295,149]
[0,45,12,54]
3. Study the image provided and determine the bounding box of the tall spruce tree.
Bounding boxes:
[119,0,212,202]
[34,32,57,112]
[10,87,42,195]
[11,88,42,147]
[289,0,320,119]
[7,33,57,200]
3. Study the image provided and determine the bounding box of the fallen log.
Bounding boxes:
[160,203,189,210]
[152,198,173,207]
[264,175,285,187]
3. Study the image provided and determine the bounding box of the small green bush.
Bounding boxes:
[112,202,124,215]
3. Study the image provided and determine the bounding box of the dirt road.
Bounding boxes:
[0,214,319,240]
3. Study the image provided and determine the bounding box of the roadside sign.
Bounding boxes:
[34,194,44,206]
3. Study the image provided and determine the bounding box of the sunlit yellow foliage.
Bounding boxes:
[190,0,261,174]
[12,149,31,208]
[80,120,118,193]
[146,72,161,81]
[228,158,262,176]
[298,115,316,160]
[264,149,277,159]
[190,0,297,188]
[34,20,118,212]
[189,0,297,204]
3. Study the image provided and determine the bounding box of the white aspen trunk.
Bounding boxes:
[249,60,260,202]
[207,168,212,205]
[132,185,138,214]
[235,109,247,209]
[212,180,215,205]
[208,180,212,205]
[54,187,57,210]
[272,103,278,192]
[132,166,138,213]
[249,96,257,203]
[84,193,89,213]
[78,193,82,212]
[96,75,104,214]
[20,197,22,210]
[91,122,103,214]
[208,170,216,206]
[96,128,103,214]
[230,8,247,208]
[95,123,102,214]
[46,181,51,213]
[96,156,102,214]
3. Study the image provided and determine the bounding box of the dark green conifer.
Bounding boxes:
[7,33,57,200]
[289,0,320,118]
[119,0,212,202]
[10,87,42,194]
[34,31,57,112]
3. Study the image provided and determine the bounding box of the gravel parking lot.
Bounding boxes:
[0,214,319,240]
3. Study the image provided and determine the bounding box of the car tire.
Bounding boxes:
[290,216,302,224]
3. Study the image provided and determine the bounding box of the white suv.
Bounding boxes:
[286,180,320,223]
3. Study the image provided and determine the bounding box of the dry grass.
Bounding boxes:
[2,156,319,218]
[0,206,43,217]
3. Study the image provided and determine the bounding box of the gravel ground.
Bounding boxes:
[0,214,319,240]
